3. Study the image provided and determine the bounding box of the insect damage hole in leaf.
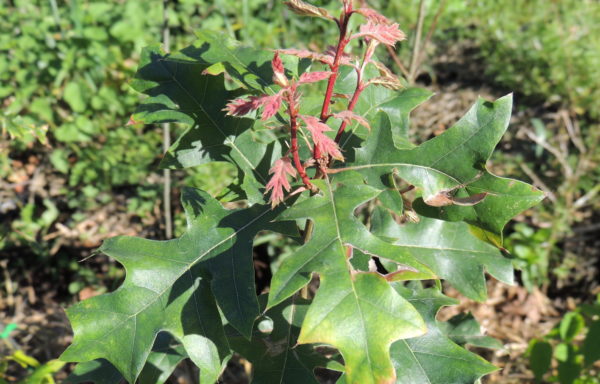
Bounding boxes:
[60,0,544,383]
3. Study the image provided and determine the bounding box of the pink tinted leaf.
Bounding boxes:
[333,111,371,131]
[272,51,285,75]
[356,8,393,25]
[300,115,331,134]
[323,46,354,66]
[261,93,283,120]
[265,157,297,207]
[352,22,406,46]
[300,115,344,161]
[279,48,324,61]
[279,48,353,68]
[225,92,283,120]
[318,135,344,161]
[283,0,334,20]
[298,71,333,84]
[126,115,140,126]
[271,51,288,86]
[224,97,262,117]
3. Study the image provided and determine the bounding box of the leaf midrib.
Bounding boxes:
[333,163,461,185]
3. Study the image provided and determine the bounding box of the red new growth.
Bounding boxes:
[333,111,371,131]
[300,115,344,161]
[265,157,297,207]
[352,21,406,47]
[225,3,409,201]
[355,8,393,25]
[224,93,283,121]
[224,96,262,117]
[271,51,288,87]
[298,71,333,84]
[260,93,283,120]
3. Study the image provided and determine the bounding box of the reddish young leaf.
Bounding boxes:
[279,48,353,68]
[126,115,140,126]
[342,0,352,13]
[298,71,333,84]
[260,92,284,120]
[283,0,334,20]
[225,93,283,120]
[271,51,288,87]
[367,60,403,89]
[300,115,344,161]
[224,97,262,117]
[356,8,393,25]
[332,111,371,131]
[352,21,406,46]
[265,157,297,207]
[323,46,354,66]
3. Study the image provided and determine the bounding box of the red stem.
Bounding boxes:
[319,26,348,122]
[314,12,351,161]
[334,39,374,143]
[289,99,312,188]
[334,81,364,142]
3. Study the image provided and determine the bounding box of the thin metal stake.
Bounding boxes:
[162,0,172,239]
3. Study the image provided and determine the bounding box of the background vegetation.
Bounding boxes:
[1,0,599,382]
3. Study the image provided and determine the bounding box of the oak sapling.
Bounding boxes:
[61,1,544,383]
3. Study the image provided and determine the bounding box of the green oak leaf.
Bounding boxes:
[130,36,283,202]
[334,66,432,151]
[65,360,122,384]
[268,176,432,384]
[390,283,497,384]
[61,188,292,383]
[339,83,431,215]
[227,295,330,383]
[138,333,188,384]
[307,272,426,384]
[340,94,544,245]
[268,175,435,307]
[344,84,433,149]
[371,207,513,301]
[190,30,279,92]
[66,334,186,384]
[439,313,503,350]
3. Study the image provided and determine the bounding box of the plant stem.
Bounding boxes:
[334,83,363,142]
[334,43,371,143]
[302,219,314,243]
[386,45,410,79]
[414,0,447,72]
[408,0,427,83]
[320,15,350,123]
[162,0,173,239]
[315,12,352,162]
[289,100,312,189]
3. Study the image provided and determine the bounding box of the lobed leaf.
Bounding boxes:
[389,283,498,384]
[371,207,513,301]
[268,177,434,383]
[307,272,426,384]
[340,94,544,245]
[61,188,295,382]
[130,36,285,202]
[227,295,329,383]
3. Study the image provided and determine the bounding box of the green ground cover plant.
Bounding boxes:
[528,295,600,384]
[58,1,544,382]
[0,0,165,254]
